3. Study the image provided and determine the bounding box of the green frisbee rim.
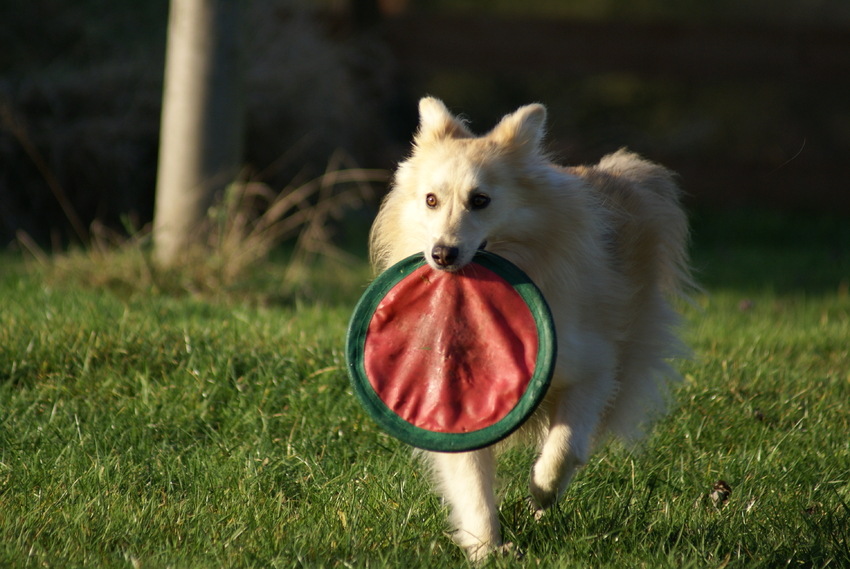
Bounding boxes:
[346,251,556,452]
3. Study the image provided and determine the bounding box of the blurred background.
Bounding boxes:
[2,0,849,248]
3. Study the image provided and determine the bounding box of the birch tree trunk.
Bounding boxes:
[153,0,244,267]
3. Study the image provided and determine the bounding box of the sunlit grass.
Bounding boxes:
[1,211,849,568]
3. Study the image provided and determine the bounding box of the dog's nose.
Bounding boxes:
[431,245,459,267]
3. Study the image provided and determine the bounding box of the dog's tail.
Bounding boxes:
[589,150,695,442]
[595,149,695,301]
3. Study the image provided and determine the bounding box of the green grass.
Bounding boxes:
[2,211,849,568]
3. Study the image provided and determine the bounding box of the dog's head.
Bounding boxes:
[393,97,549,271]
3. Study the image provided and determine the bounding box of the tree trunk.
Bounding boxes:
[153,0,244,267]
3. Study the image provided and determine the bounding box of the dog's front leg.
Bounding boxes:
[529,376,614,512]
[426,447,501,562]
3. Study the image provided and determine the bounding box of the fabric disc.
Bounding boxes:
[346,251,556,452]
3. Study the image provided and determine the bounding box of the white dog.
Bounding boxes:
[369,97,692,561]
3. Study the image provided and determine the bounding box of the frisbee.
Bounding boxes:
[346,251,556,452]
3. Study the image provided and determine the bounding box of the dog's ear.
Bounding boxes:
[490,104,547,151]
[416,97,472,141]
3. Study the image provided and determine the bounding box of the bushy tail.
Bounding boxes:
[596,149,695,300]
[591,150,695,442]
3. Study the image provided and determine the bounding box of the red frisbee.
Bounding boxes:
[346,251,556,452]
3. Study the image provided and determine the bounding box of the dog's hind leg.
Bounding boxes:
[427,448,501,562]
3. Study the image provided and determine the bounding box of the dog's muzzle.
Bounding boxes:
[431,245,459,268]
[430,241,487,269]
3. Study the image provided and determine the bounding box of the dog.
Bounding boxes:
[368,97,692,561]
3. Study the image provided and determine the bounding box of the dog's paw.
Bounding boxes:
[528,474,559,511]
[466,541,524,564]
[533,506,547,522]
[529,454,582,511]
[495,542,524,560]
[524,495,548,521]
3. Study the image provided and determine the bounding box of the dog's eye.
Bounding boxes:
[470,193,491,210]
[425,193,438,208]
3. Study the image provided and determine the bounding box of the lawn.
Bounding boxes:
[1,211,849,568]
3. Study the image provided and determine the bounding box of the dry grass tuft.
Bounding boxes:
[22,152,387,302]
[208,151,386,286]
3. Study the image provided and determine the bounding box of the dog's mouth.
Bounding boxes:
[478,240,488,251]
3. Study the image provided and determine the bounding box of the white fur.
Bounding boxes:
[369,97,692,561]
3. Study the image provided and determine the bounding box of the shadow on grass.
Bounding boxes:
[689,209,850,295]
